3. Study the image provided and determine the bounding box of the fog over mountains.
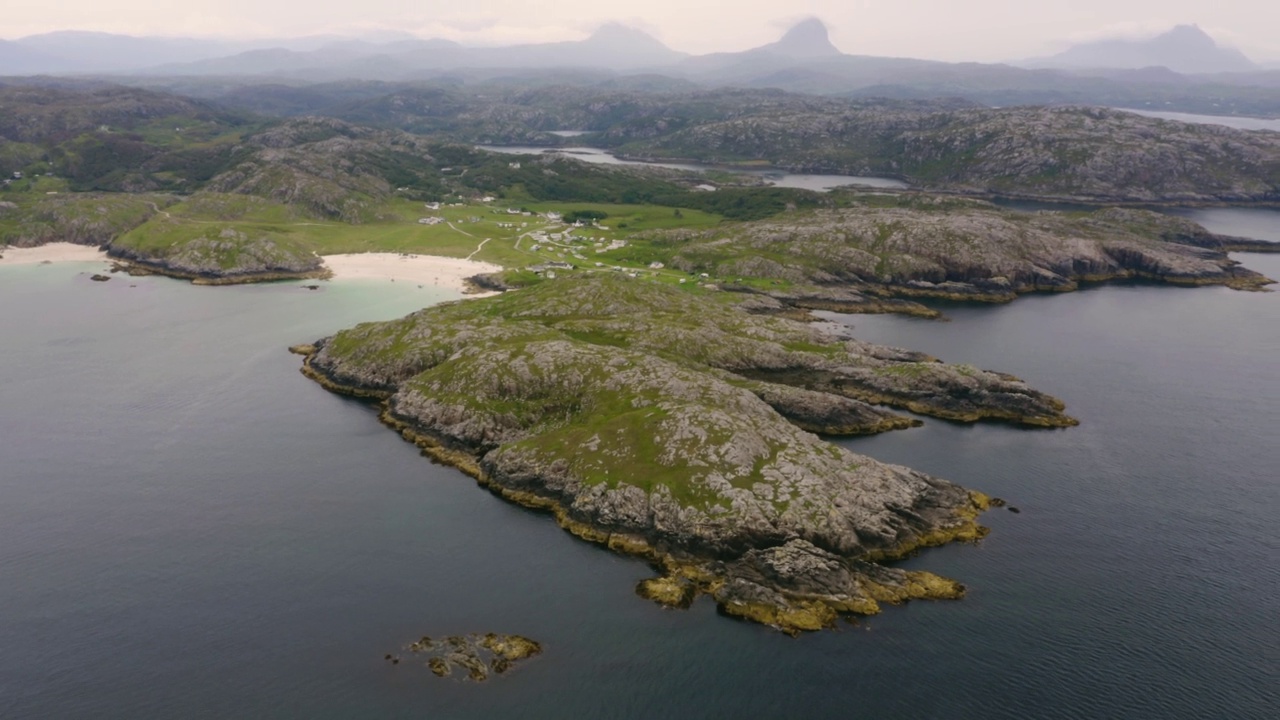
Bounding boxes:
[1029,25,1258,74]
[0,18,1265,78]
[3,18,1279,117]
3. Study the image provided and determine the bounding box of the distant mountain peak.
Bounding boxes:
[585,23,665,48]
[765,18,842,58]
[1040,22,1256,74]
[1164,24,1212,41]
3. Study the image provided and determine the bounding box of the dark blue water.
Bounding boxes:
[1,243,1277,718]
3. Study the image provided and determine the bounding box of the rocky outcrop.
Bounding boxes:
[0,193,173,248]
[107,227,330,284]
[616,105,1280,204]
[387,634,542,681]
[298,275,1071,633]
[663,197,1276,305]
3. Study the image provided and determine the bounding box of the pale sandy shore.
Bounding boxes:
[0,243,109,267]
[0,246,505,295]
[321,253,503,293]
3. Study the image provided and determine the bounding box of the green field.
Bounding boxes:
[109,193,726,273]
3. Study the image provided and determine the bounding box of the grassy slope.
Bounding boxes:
[110,193,724,270]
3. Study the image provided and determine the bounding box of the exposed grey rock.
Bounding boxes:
[300,275,1016,632]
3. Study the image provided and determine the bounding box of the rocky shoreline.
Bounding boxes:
[300,348,990,634]
[293,275,1076,633]
[106,240,331,285]
[661,203,1277,309]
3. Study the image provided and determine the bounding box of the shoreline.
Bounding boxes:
[296,347,986,634]
[2,244,505,294]
[0,243,110,267]
[320,253,503,293]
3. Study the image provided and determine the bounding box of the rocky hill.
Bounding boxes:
[298,274,1077,632]
[613,105,1280,203]
[643,195,1276,309]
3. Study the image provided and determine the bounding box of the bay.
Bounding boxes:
[0,253,1277,719]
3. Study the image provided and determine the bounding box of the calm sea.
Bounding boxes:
[1,212,1277,718]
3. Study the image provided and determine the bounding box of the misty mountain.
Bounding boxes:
[7,18,1280,119]
[1,30,436,76]
[142,24,685,79]
[0,39,65,74]
[1031,25,1257,75]
[755,18,842,59]
[13,31,244,73]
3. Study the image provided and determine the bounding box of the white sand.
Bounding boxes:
[0,242,109,267]
[321,253,503,293]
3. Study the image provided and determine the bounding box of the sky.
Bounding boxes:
[3,0,1279,63]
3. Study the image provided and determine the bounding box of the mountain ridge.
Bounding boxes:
[1030,24,1257,74]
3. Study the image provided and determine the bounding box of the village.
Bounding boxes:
[413,198,658,281]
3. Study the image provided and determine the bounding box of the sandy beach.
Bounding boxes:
[0,243,110,267]
[0,245,505,294]
[321,253,503,293]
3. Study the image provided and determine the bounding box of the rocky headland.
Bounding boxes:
[642,196,1276,312]
[108,225,330,284]
[297,275,1077,633]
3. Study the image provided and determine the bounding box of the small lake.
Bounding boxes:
[992,200,1280,244]
[476,144,908,192]
[1117,109,1280,132]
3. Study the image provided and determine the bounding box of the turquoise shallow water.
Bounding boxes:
[0,237,1277,718]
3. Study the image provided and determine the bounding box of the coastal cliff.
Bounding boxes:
[297,275,1072,632]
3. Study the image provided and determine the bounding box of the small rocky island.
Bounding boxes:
[297,275,1078,633]
[386,634,542,681]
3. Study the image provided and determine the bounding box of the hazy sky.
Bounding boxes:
[3,0,1278,62]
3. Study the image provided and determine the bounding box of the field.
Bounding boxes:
[109,193,726,274]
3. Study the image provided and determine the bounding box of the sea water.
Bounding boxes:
[0,250,1276,718]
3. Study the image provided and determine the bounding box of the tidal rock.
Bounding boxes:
[396,633,542,680]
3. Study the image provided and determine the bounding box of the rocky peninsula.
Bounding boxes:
[646,196,1276,312]
[108,226,330,284]
[297,275,1076,633]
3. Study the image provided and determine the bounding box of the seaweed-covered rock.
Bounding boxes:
[395,634,542,681]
